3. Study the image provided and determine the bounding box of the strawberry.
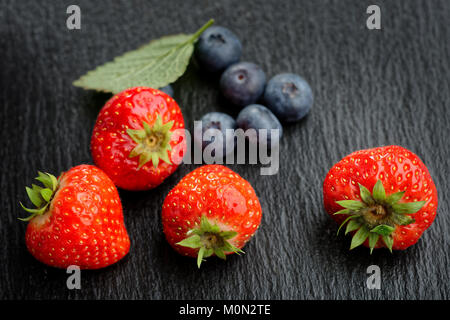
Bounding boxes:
[162,165,262,267]
[91,87,186,191]
[19,165,130,269]
[323,145,438,252]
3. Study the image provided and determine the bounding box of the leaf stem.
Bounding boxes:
[190,19,215,42]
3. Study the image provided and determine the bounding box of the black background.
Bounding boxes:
[1,0,449,300]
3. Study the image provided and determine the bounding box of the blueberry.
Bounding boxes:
[236,104,282,147]
[220,62,266,107]
[159,85,174,97]
[194,112,237,158]
[263,73,313,122]
[195,26,242,73]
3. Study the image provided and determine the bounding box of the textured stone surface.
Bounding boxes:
[0,0,449,299]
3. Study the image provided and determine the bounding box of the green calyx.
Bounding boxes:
[335,180,426,253]
[176,216,243,268]
[19,172,59,222]
[127,114,174,169]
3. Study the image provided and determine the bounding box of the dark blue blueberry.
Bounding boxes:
[236,104,282,147]
[220,62,266,107]
[195,26,242,73]
[194,112,237,158]
[263,73,313,122]
[159,85,174,97]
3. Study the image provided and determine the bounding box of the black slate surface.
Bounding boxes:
[1,0,449,300]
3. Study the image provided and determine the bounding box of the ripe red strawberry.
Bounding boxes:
[323,145,438,252]
[91,86,186,191]
[20,165,130,269]
[162,165,262,267]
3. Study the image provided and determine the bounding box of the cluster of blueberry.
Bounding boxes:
[165,25,313,155]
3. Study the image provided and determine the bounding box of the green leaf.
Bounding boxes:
[127,129,146,144]
[73,19,215,93]
[158,150,172,166]
[223,241,244,255]
[333,209,351,216]
[18,214,39,222]
[220,231,238,240]
[200,216,220,233]
[368,233,379,254]
[36,172,53,189]
[337,216,351,236]
[137,152,153,169]
[40,188,53,202]
[26,187,43,207]
[48,173,58,191]
[337,215,355,235]
[350,226,370,250]
[143,121,152,135]
[31,184,43,192]
[214,248,226,260]
[176,234,202,249]
[391,213,415,226]
[392,201,426,214]
[382,235,394,253]
[19,202,45,214]
[345,219,362,235]
[336,200,366,211]
[370,224,395,236]
[18,202,47,221]
[200,215,212,231]
[386,191,405,206]
[358,183,375,205]
[372,180,386,202]
[197,246,206,268]
[204,248,214,258]
[150,153,160,168]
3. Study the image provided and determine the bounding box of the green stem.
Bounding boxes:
[190,19,215,42]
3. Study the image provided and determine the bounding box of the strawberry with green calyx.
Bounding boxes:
[162,165,262,268]
[19,165,130,269]
[335,180,425,253]
[20,172,59,221]
[127,114,174,169]
[177,216,244,268]
[91,86,186,191]
[323,145,438,252]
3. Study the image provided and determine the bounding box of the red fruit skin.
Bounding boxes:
[323,145,438,250]
[162,165,262,257]
[91,87,186,190]
[25,165,130,269]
